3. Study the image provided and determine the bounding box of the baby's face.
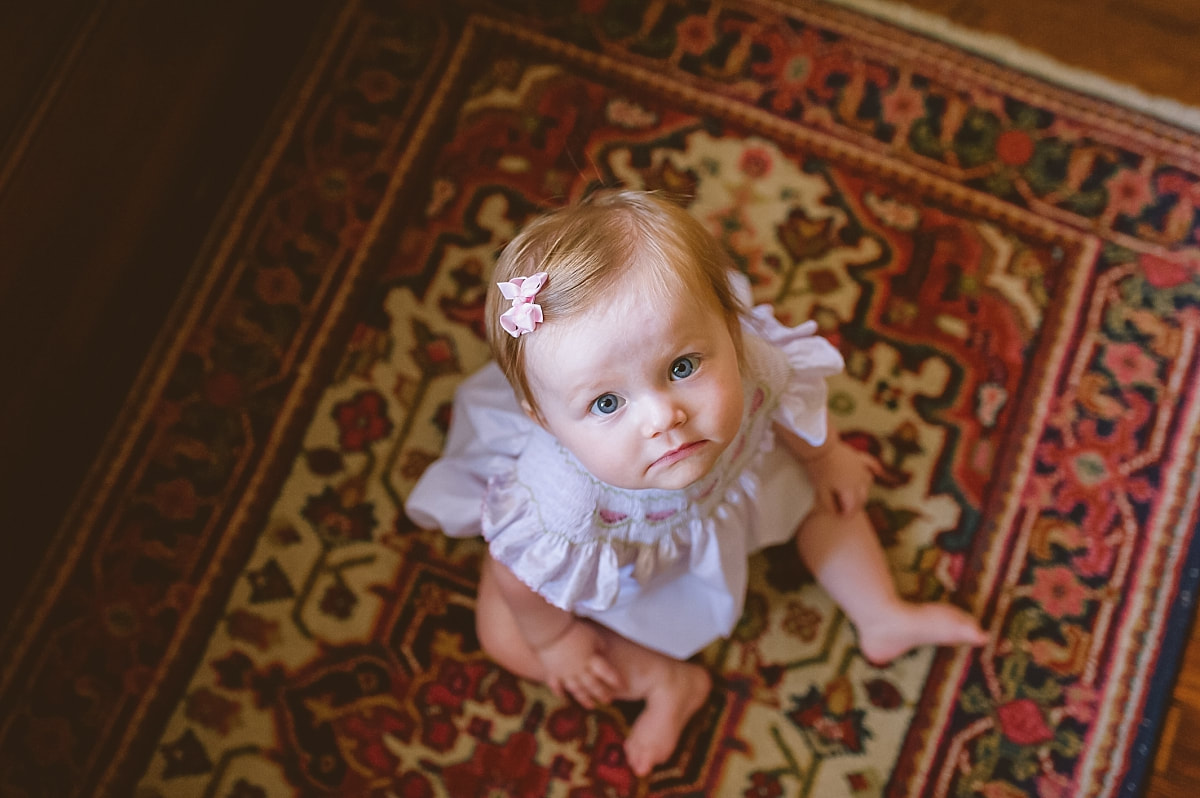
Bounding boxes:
[522,280,744,491]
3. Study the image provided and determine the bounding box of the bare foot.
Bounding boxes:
[623,662,712,776]
[856,601,987,666]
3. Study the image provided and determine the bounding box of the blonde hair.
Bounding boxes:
[486,189,745,416]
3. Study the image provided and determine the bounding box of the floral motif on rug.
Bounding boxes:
[3,2,1199,798]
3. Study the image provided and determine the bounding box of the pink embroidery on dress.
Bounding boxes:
[598,509,628,525]
[750,386,765,415]
[645,509,679,522]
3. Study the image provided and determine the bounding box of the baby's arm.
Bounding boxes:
[775,417,881,515]
[487,558,624,708]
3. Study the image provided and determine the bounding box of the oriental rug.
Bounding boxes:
[3,1,1200,797]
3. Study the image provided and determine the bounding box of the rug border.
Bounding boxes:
[0,0,367,789]
[817,0,1200,133]
[94,4,476,795]
[0,7,350,700]
[1125,494,1200,791]
[1090,351,1200,796]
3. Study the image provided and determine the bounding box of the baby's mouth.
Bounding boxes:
[651,440,706,469]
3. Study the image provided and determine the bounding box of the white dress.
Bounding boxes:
[404,293,844,659]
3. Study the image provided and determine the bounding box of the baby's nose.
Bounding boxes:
[642,393,686,435]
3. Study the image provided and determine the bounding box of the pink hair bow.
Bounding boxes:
[497,272,548,337]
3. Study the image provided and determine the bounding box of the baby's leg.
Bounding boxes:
[795,509,987,664]
[475,558,711,776]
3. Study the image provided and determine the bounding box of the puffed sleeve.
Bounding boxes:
[729,267,842,447]
[748,306,844,444]
[404,363,532,538]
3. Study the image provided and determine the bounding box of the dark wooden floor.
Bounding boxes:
[0,0,329,617]
[1,1,1196,795]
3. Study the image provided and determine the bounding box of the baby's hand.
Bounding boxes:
[536,621,624,709]
[803,439,882,515]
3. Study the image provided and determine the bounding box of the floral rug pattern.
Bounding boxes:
[3,2,1199,797]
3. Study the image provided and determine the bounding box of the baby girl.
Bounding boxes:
[405,189,986,775]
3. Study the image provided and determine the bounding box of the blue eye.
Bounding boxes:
[670,356,699,380]
[590,393,624,416]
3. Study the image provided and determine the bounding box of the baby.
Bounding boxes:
[405,189,986,775]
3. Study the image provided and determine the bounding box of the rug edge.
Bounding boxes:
[817,0,1200,133]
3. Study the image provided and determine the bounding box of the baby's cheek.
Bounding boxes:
[720,388,745,440]
[573,442,617,478]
